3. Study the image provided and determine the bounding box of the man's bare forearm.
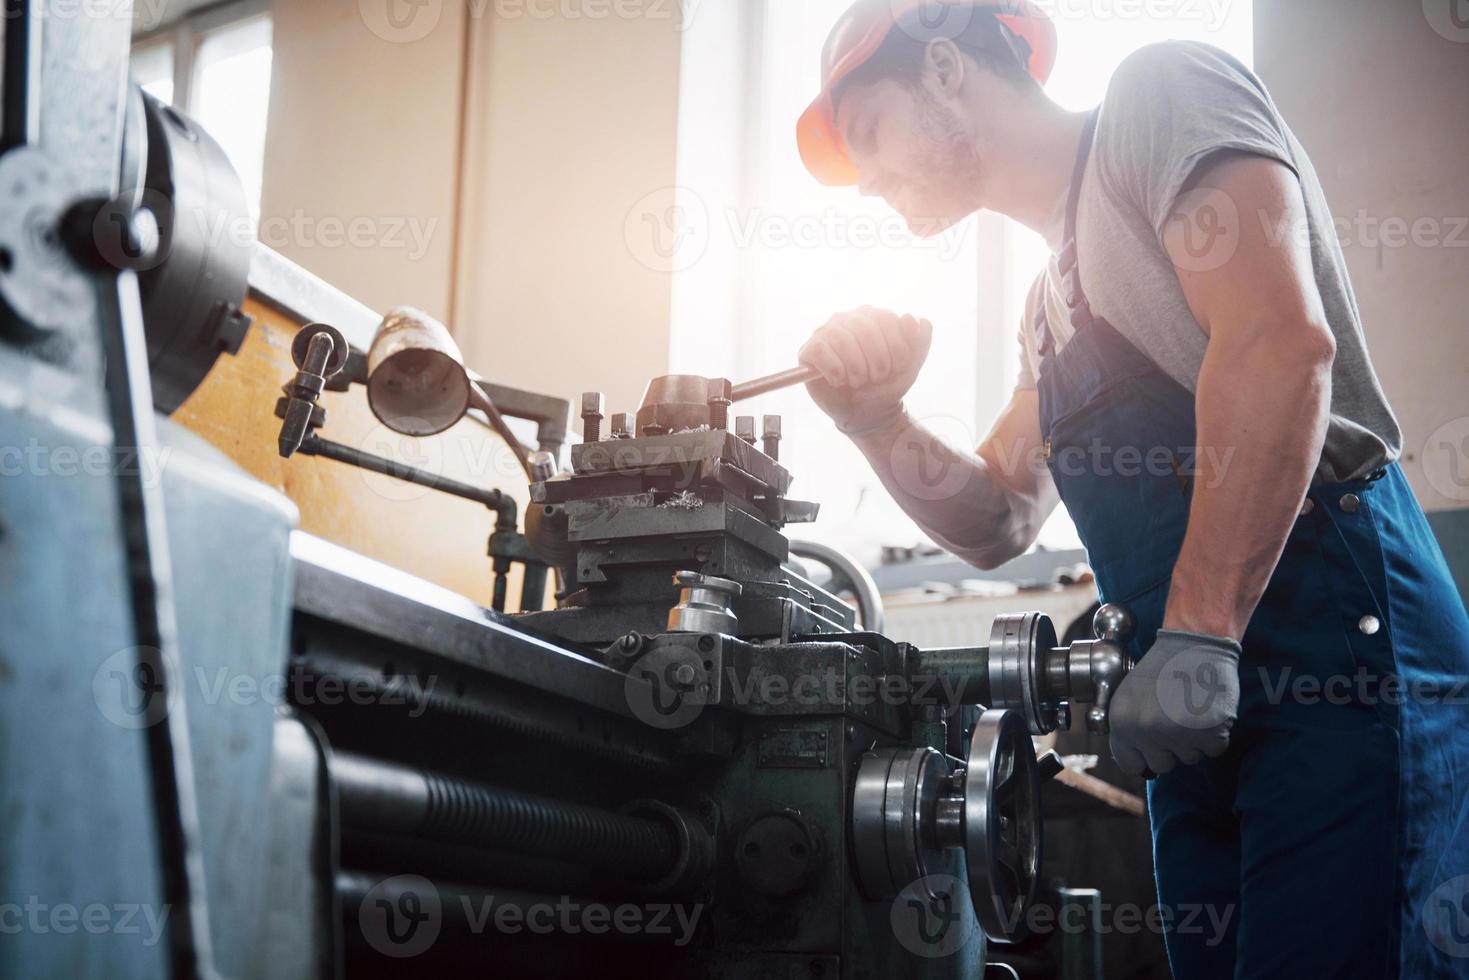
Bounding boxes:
[1164,322,1335,640]
[847,410,1041,570]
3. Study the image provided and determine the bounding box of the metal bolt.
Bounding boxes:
[707,378,732,431]
[736,416,757,445]
[672,663,698,688]
[581,391,605,443]
[1340,493,1361,514]
[529,451,556,482]
[611,412,634,439]
[762,415,782,460]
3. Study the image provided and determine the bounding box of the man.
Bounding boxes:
[794,1,1469,976]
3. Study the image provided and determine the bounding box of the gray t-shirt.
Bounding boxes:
[1016,41,1400,484]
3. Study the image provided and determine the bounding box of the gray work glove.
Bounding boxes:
[1108,629,1241,777]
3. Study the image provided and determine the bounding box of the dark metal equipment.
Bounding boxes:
[0,8,1136,979]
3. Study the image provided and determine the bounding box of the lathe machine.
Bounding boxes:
[0,6,1133,978]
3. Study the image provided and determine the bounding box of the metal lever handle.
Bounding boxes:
[1082,603,1134,736]
[729,365,821,402]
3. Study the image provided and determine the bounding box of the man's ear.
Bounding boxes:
[921,38,966,100]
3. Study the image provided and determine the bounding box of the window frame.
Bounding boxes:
[131,0,271,116]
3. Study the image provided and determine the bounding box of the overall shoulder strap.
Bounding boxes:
[1037,109,1102,356]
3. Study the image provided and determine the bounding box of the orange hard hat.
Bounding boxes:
[797,0,1058,187]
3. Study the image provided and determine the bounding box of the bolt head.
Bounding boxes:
[581,391,605,416]
[762,415,782,439]
[707,377,732,402]
[735,416,757,442]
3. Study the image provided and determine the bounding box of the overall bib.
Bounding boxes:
[1035,112,1469,978]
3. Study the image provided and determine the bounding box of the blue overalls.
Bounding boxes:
[1036,112,1469,978]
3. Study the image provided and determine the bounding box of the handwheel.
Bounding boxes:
[962,709,1042,942]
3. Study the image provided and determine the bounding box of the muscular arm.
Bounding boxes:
[798,308,1059,571]
[1162,154,1337,640]
[846,391,1059,570]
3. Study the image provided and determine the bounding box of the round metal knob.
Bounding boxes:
[1092,603,1134,643]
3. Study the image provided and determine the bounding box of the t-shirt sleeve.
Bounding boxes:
[1014,271,1046,392]
[1095,41,1299,245]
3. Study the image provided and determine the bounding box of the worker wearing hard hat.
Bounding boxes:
[796,1,1469,975]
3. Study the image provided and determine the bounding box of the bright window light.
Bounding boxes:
[188,13,274,219]
[131,40,175,105]
[673,1,1255,569]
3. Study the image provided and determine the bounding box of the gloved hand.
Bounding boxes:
[1108,629,1241,777]
[798,307,932,437]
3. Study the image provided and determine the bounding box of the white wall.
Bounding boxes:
[259,2,688,420]
[1255,0,1469,516]
[259,1,467,323]
[452,4,686,418]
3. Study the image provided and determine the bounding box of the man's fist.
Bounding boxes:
[797,307,932,436]
[1108,629,1242,777]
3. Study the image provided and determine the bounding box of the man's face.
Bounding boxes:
[833,51,1008,235]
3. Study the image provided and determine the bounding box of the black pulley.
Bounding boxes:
[131,86,254,414]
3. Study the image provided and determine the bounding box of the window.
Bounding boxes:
[669,1,1254,566]
[130,0,274,218]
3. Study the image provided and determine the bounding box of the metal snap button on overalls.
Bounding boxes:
[1340,493,1361,513]
[1358,615,1381,636]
